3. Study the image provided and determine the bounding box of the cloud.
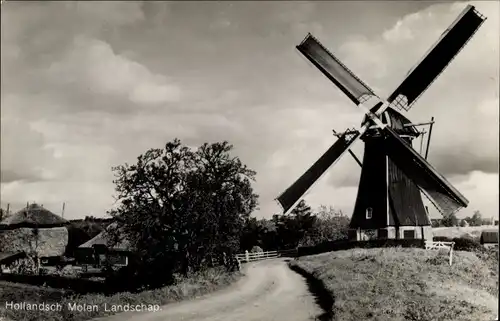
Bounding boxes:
[48,36,181,105]
[0,1,171,117]
[0,170,38,184]
[0,114,58,184]
[70,1,145,27]
[426,171,499,219]
[0,180,117,218]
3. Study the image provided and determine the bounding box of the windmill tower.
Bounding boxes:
[276,5,486,241]
[348,109,436,241]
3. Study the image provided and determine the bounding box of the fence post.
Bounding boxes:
[236,257,241,271]
[245,250,249,262]
[449,243,454,266]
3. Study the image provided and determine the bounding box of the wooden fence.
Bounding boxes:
[235,249,297,263]
[425,241,455,265]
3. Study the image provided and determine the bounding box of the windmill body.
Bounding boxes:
[276,5,486,241]
[349,108,431,241]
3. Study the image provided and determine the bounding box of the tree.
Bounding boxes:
[0,208,10,222]
[431,219,442,228]
[272,200,316,249]
[240,217,260,251]
[66,225,90,248]
[291,200,312,217]
[469,210,483,226]
[481,218,493,226]
[311,205,349,243]
[240,217,277,251]
[441,212,459,227]
[109,139,258,288]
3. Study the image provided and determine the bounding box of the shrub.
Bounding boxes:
[452,237,483,252]
[433,236,484,252]
[250,245,263,253]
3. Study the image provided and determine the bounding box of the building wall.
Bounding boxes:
[421,226,433,242]
[350,139,388,229]
[350,138,430,230]
[0,227,68,257]
[387,158,430,226]
[349,225,432,241]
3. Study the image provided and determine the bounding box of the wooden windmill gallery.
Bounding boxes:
[276,5,486,242]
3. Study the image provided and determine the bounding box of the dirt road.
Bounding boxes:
[95,259,323,321]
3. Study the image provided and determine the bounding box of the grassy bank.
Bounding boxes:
[289,247,498,321]
[0,267,242,321]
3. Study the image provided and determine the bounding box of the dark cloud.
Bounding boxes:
[0,170,41,184]
[430,150,499,177]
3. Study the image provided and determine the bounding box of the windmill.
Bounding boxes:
[276,5,486,241]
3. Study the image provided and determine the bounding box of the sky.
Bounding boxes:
[1,1,498,220]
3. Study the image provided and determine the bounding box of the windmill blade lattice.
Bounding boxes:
[276,129,361,214]
[297,34,378,106]
[387,5,486,111]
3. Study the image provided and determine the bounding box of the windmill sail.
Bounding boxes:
[276,131,361,214]
[387,5,485,111]
[382,127,468,215]
[297,34,377,105]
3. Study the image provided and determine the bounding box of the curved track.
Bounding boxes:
[96,259,322,321]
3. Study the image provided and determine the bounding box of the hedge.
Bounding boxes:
[433,236,484,252]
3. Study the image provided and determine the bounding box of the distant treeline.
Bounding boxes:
[431,210,497,227]
[69,216,114,223]
[239,201,350,252]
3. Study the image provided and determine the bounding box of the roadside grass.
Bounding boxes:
[290,247,498,321]
[0,267,242,321]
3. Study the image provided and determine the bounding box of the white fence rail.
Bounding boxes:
[235,249,297,263]
[425,241,455,265]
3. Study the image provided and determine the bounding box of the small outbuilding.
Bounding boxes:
[76,222,133,267]
[480,229,498,248]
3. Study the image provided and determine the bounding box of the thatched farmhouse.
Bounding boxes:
[76,222,133,267]
[79,222,131,250]
[0,203,69,258]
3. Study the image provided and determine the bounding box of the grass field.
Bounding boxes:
[0,267,242,321]
[290,247,498,321]
[433,226,496,239]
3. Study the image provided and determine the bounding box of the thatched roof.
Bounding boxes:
[0,204,69,229]
[78,222,133,251]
